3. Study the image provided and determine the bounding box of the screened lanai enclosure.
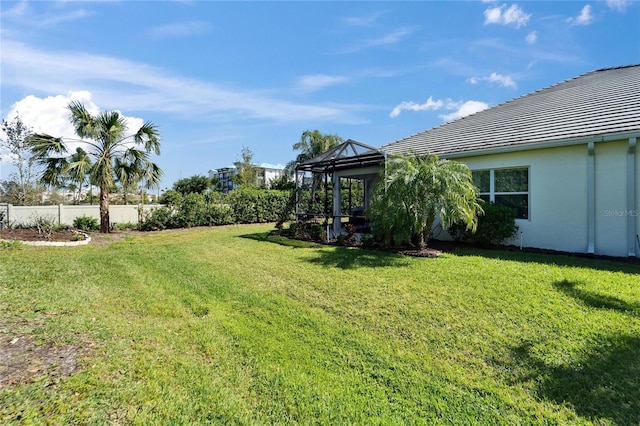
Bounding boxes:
[294,139,385,239]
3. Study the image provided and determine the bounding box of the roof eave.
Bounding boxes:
[438,130,640,160]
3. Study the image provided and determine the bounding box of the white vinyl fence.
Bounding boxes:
[0,203,162,227]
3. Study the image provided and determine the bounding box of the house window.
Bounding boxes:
[472,167,529,219]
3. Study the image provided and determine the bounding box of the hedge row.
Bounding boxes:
[139,188,293,231]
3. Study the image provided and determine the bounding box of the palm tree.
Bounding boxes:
[368,153,482,249]
[29,101,162,232]
[288,130,344,209]
[114,158,137,205]
[66,147,93,204]
[291,130,344,166]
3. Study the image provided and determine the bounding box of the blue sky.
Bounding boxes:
[1,0,638,189]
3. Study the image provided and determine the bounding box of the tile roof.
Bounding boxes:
[380,65,640,157]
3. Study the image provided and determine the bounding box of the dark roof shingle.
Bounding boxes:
[380,65,640,157]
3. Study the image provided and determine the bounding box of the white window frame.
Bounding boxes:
[474,167,530,220]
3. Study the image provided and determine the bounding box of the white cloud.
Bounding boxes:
[606,0,631,12]
[468,72,516,88]
[334,27,415,54]
[488,72,516,88]
[1,40,355,124]
[296,74,349,93]
[390,97,488,121]
[390,97,444,117]
[146,21,210,39]
[484,4,530,28]
[341,12,385,27]
[525,30,537,45]
[2,1,91,28]
[484,6,503,24]
[440,101,489,122]
[568,5,594,25]
[3,91,145,158]
[1,0,29,18]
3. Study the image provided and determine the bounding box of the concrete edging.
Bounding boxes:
[0,232,91,247]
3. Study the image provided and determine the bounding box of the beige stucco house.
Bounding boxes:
[298,65,640,257]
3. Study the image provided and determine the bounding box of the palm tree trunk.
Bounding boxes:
[421,211,436,249]
[99,186,110,233]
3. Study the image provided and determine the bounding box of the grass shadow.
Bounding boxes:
[239,232,326,249]
[440,241,640,275]
[305,246,412,269]
[498,335,640,425]
[553,279,640,316]
[240,232,411,269]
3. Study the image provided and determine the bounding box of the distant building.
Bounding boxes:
[208,163,286,193]
[210,166,238,193]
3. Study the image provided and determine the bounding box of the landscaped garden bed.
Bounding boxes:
[0,228,87,243]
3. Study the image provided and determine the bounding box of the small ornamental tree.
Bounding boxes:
[0,115,42,205]
[368,153,483,248]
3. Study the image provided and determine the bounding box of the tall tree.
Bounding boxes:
[233,146,257,188]
[368,153,482,249]
[29,101,162,232]
[291,130,343,166]
[172,174,220,196]
[289,130,344,205]
[0,115,42,205]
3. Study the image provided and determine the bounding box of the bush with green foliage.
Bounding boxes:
[113,222,137,230]
[287,222,299,237]
[226,188,293,224]
[309,223,326,242]
[159,189,183,206]
[140,188,291,231]
[73,215,100,231]
[139,192,235,231]
[449,202,518,245]
[139,206,177,231]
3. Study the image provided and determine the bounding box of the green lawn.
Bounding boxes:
[1,224,639,425]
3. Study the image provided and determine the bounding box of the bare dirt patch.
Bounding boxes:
[85,230,134,246]
[0,320,89,388]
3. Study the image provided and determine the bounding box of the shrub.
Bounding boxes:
[287,222,299,237]
[204,203,234,226]
[31,214,57,239]
[309,223,326,242]
[450,202,518,246]
[114,222,137,230]
[73,215,100,231]
[361,234,375,249]
[138,206,176,231]
[159,189,183,206]
[226,188,293,224]
[138,195,234,231]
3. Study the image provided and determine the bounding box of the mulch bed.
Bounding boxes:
[0,228,84,242]
[0,228,135,245]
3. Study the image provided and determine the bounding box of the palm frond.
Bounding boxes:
[133,121,161,155]
[27,134,69,158]
[68,101,98,139]
[40,157,69,187]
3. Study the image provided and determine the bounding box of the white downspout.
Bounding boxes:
[628,137,637,257]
